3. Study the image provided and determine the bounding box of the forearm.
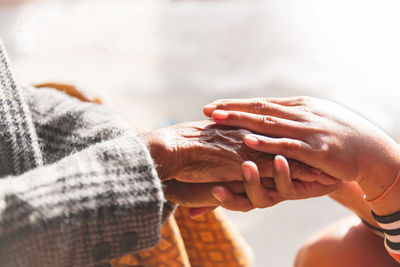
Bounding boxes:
[350,144,400,263]
[329,182,379,227]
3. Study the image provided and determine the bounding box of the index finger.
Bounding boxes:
[203,98,298,120]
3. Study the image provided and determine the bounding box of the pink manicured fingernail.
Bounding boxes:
[245,135,259,146]
[212,110,228,120]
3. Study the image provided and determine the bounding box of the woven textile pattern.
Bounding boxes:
[111,206,253,267]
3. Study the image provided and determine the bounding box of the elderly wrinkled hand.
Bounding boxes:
[138,120,333,183]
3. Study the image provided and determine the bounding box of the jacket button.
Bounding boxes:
[92,242,111,261]
[119,232,138,252]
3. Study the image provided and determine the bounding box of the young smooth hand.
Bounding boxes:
[204,97,400,200]
[173,155,341,218]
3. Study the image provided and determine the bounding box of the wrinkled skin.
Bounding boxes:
[52,84,340,214]
[138,120,331,184]
[139,120,340,215]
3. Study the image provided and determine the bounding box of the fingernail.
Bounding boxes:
[324,175,339,185]
[245,135,259,146]
[211,188,225,202]
[204,104,217,110]
[212,110,228,120]
[189,208,205,219]
[311,168,322,175]
[242,164,253,181]
[274,155,286,172]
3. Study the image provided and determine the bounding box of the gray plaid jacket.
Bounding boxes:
[0,42,171,267]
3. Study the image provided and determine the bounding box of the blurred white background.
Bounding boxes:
[1,0,400,266]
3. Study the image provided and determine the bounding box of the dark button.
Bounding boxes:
[119,232,138,252]
[92,242,111,261]
[94,263,112,267]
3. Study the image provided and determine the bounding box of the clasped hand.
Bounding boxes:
[139,120,340,217]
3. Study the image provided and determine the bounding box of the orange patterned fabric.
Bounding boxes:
[37,83,253,267]
[111,206,253,267]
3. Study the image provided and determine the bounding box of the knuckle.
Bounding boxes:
[309,139,330,157]
[231,111,243,121]
[252,100,268,113]
[289,160,307,174]
[259,115,278,127]
[314,142,329,155]
[296,96,313,106]
[280,139,301,154]
[288,160,300,174]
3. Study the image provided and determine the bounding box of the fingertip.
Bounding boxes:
[203,104,216,117]
[275,154,287,162]
[242,161,258,182]
[242,161,258,172]
[211,186,228,203]
[242,160,257,168]
[212,110,228,121]
[244,134,259,146]
[274,155,288,172]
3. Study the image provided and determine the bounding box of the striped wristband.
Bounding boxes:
[372,210,400,263]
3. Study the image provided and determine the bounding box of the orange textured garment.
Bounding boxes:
[111,207,253,267]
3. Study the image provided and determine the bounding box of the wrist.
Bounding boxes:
[358,144,400,196]
[138,131,175,181]
[358,144,400,215]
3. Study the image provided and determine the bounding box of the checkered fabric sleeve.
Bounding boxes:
[0,42,171,266]
[372,210,400,263]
